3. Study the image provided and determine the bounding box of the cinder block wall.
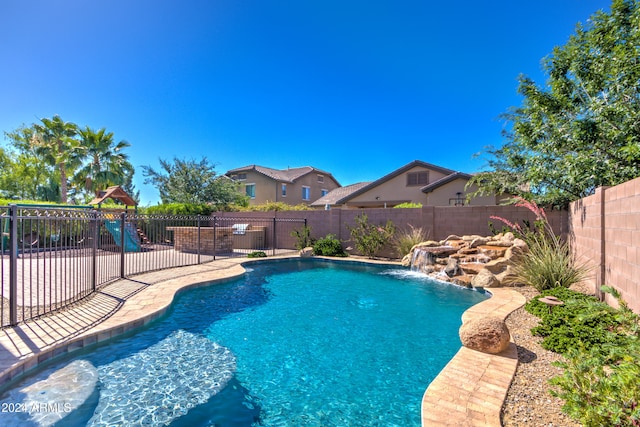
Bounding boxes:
[213,204,567,256]
[570,178,640,313]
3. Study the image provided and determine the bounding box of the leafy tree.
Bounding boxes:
[31,115,82,203]
[142,157,243,207]
[2,129,57,200]
[73,126,134,198]
[470,0,640,207]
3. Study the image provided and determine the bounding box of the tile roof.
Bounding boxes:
[310,182,371,206]
[226,165,338,184]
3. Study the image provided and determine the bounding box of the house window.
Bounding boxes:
[281,183,287,197]
[321,189,329,197]
[317,174,324,183]
[246,183,256,199]
[302,186,311,201]
[407,171,429,186]
[235,173,247,181]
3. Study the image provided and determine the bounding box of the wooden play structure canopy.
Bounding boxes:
[89,186,137,207]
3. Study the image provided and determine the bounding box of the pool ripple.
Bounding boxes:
[0,330,236,427]
[88,330,236,426]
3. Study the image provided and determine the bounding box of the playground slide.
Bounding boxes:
[104,221,141,252]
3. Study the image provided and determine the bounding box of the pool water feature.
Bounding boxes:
[0,259,488,426]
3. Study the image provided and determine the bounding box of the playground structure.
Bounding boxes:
[89,186,143,252]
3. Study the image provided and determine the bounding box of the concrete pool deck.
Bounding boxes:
[0,256,525,426]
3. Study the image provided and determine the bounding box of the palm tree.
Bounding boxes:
[74,126,133,198]
[31,115,81,203]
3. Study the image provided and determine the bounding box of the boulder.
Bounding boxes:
[413,240,443,249]
[452,275,473,288]
[496,265,519,286]
[483,257,512,274]
[444,257,462,277]
[459,316,511,354]
[469,237,490,248]
[477,245,508,258]
[471,269,501,288]
[401,253,412,267]
[300,247,314,258]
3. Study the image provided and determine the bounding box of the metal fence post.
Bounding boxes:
[197,215,201,264]
[91,210,98,292]
[9,205,18,326]
[213,215,217,261]
[272,217,277,256]
[120,212,126,278]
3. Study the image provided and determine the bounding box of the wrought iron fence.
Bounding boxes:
[0,205,306,328]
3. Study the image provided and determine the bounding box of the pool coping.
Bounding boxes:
[0,256,524,426]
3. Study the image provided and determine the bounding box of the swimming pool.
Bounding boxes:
[0,259,488,426]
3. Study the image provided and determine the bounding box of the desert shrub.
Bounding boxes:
[511,232,590,291]
[532,286,640,426]
[391,224,429,258]
[491,197,590,291]
[346,213,395,258]
[313,234,346,257]
[290,225,315,250]
[551,344,640,427]
[247,251,267,258]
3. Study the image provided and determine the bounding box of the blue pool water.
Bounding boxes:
[0,259,488,426]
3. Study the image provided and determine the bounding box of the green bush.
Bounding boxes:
[393,202,422,208]
[229,201,313,211]
[551,344,640,427]
[142,203,214,216]
[247,251,267,258]
[313,234,346,257]
[346,213,395,258]
[526,288,623,354]
[291,225,315,250]
[527,286,640,426]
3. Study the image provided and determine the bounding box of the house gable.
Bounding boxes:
[336,160,457,208]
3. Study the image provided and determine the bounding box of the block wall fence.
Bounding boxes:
[216,205,569,259]
[569,176,640,313]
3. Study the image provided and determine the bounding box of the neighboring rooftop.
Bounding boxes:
[310,182,371,207]
[226,165,340,185]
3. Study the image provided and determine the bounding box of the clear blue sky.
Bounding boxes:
[0,0,611,206]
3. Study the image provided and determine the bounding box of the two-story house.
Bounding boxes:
[226,165,341,206]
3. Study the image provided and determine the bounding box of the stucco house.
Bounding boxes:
[226,165,341,206]
[310,160,503,209]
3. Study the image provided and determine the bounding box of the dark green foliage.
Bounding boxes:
[247,251,267,258]
[142,157,243,207]
[469,0,640,208]
[527,285,640,425]
[526,288,624,354]
[313,234,346,257]
[142,203,214,216]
